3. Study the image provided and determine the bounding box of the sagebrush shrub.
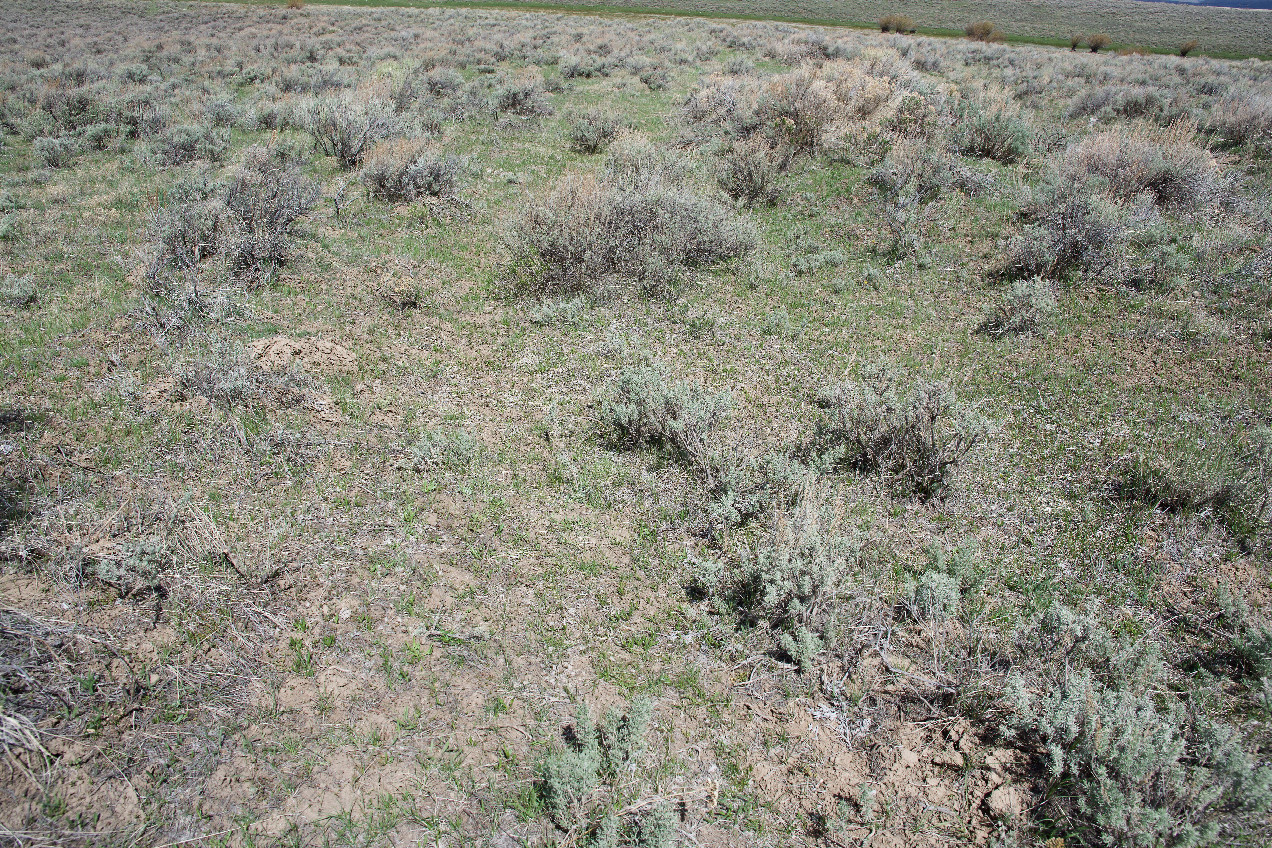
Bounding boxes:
[303,95,400,168]
[868,141,952,204]
[682,75,763,141]
[539,700,669,844]
[1007,604,1272,847]
[222,146,320,283]
[565,108,621,154]
[79,123,115,151]
[977,276,1057,335]
[1221,595,1272,679]
[149,186,225,276]
[997,179,1125,282]
[360,139,460,201]
[35,86,100,133]
[1064,123,1219,209]
[32,135,81,169]
[402,427,481,473]
[598,367,730,467]
[541,704,600,830]
[905,570,962,622]
[805,366,987,500]
[494,69,551,117]
[509,138,755,296]
[1068,85,1166,122]
[637,65,670,91]
[1205,96,1272,151]
[759,67,844,153]
[693,491,862,670]
[705,447,807,530]
[955,107,1031,164]
[156,123,229,165]
[716,136,785,206]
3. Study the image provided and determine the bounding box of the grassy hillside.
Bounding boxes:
[2,0,1272,846]
[291,0,1272,59]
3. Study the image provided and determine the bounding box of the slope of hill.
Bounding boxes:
[318,0,1272,57]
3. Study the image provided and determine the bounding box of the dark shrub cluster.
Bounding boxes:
[965,21,1005,43]
[879,14,916,34]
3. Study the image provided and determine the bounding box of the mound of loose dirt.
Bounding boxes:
[249,336,357,372]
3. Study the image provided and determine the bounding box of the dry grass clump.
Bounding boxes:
[1063,123,1219,209]
[507,136,755,296]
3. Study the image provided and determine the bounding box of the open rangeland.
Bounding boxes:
[1,1,1272,846]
